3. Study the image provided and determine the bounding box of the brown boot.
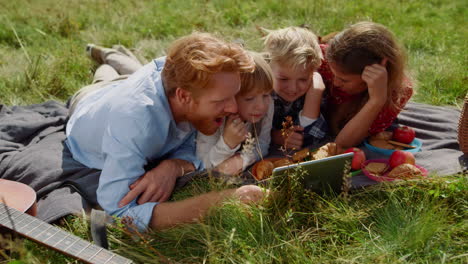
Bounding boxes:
[86,44,105,64]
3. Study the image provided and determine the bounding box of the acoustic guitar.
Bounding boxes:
[0,179,133,264]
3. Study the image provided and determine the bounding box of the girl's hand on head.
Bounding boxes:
[223,114,248,149]
[362,58,388,105]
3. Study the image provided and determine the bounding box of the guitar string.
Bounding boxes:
[75,240,92,260]
[0,202,18,230]
[52,231,71,247]
[88,247,104,262]
[24,218,43,235]
[2,209,28,228]
[41,228,61,243]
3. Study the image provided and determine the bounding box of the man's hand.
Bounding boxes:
[118,160,179,207]
[223,114,247,149]
[362,58,388,105]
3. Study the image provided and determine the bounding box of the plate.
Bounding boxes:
[364,138,422,156]
[361,159,428,182]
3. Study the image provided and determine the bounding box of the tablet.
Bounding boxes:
[272,152,354,194]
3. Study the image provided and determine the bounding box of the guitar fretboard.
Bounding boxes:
[0,204,133,264]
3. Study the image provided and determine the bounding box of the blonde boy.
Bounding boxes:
[264,26,328,149]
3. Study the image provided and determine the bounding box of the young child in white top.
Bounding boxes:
[196,51,274,175]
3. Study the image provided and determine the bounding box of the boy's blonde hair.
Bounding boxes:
[162,32,255,97]
[263,26,323,70]
[238,51,273,97]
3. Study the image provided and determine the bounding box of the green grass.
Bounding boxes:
[0,0,466,106]
[1,0,467,263]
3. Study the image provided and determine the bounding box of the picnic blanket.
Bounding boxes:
[0,100,466,223]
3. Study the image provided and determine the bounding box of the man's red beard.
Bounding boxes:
[187,112,225,135]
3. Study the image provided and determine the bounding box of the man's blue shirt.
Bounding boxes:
[66,57,201,231]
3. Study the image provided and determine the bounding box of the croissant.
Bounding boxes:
[255,160,274,180]
[387,163,423,179]
[312,142,338,160]
[273,158,293,168]
[292,148,310,162]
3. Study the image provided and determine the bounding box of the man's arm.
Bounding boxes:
[120,131,200,206]
[150,185,265,229]
[97,114,165,231]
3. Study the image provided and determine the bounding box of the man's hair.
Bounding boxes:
[162,32,255,97]
[263,26,323,70]
[238,51,274,97]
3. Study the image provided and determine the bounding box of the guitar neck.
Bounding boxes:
[0,204,133,264]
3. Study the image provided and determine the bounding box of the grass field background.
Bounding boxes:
[1,0,467,263]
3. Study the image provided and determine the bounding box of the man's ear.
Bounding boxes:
[174,87,193,105]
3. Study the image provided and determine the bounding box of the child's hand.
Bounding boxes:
[284,126,305,149]
[362,58,388,105]
[216,154,243,175]
[223,114,248,149]
[272,126,304,149]
[312,72,326,93]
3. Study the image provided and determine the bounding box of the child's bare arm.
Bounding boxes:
[301,72,326,120]
[335,100,385,148]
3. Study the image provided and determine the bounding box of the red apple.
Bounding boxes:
[393,126,416,144]
[345,147,366,170]
[389,150,415,168]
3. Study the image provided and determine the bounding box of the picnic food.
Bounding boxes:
[255,160,274,180]
[344,147,366,170]
[364,162,389,175]
[372,131,393,141]
[369,138,395,149]
[387,163,423,179]
[312,142,338,160]
[393,126,416,144]
[368,128,416,150]
[389,150,415,168]
[273,158,293,167]
[292,148,310,162]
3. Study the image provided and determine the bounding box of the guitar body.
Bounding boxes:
[0,179,37,216]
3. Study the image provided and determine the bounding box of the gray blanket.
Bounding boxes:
[0,101,466,223]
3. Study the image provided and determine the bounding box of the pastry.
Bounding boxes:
[369,138,395,149]
[387,163,423,179]
[273,158,292,168]
[365,162,389,175]
[292,148,310,162]
[255,160,274,180]
[312,142,338,160]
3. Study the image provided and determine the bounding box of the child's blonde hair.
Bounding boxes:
[162,32,255,97]
[263,26,323,70]
[326,21,410,112]
[238,51,273,97]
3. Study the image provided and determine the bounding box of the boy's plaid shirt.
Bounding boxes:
[271,92,328,142]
